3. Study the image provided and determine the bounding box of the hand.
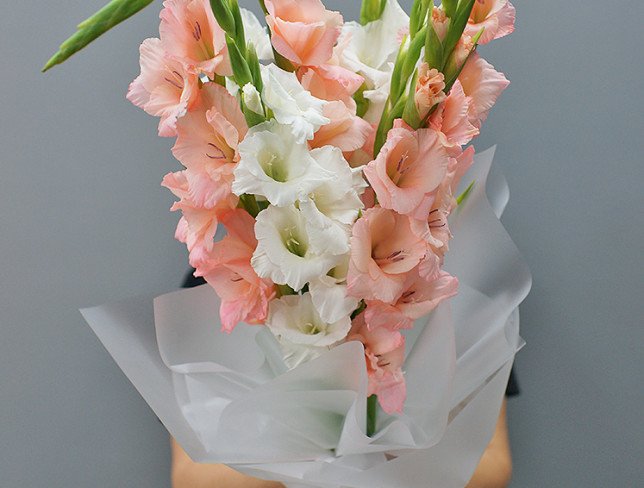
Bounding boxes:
[171,438,284,488]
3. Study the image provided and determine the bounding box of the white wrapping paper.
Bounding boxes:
[81,147,531,487]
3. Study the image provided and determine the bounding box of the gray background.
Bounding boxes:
[1,0,642,486]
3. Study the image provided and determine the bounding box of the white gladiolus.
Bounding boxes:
[240,8,274,62]
[252,205,345,291]
[298,146,365,256]
[309,257,359,325]
[338,0,408,123]
[261,64,329,143]
[232,121,336,207]
[267,293,352,349]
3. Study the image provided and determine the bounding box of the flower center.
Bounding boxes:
[282,225,307,257]
[373,249,407,267]
[164,70,184,91]
[259,151,288,182]
[298,321,325,335]
[388,151,413,186]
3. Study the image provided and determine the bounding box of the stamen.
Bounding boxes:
[193,21,202,41]
[206,142,225,160]
[164,77,183,90]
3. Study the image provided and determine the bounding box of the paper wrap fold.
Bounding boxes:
[81,147,531,488]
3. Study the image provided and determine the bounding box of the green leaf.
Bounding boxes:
[456,180,475,205]
[42,0,154,72]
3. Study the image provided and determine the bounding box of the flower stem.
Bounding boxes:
[367,394,378,437]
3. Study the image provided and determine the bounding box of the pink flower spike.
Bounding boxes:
[458,52,510,129]
[363,123,451,218]
[173,83,248,169]
[199,209,277,332]
[127,38,199,137]
[159,0,231,77]
[466,0,516,45]
[347,207,428,303]
[265,0,343,67]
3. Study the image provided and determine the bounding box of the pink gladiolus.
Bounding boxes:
[365,269,459,331]
[162,165,238,269]
[299,64,364,109]
[429,80,479,156]
[199,209,277,332]
[410,147,475,255]
[414,63,447,121]
[465,0,516,45]
[173,83,248,168]
[348,313,406,414]
[458,52,510,129]
[265,0,343,67]
[362,121,450,218]
[347,207,427,303]
[127,38,199,137]
[159,0,231,77]
[309,101,373,152]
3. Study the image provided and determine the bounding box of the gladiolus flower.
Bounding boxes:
[364,269,459,331]
[199,209,276,332]
[267,293,352,348]
[232,121,336,207]
[347,312,406,414]
[127,38,199,137]
[252,205,345,291]
[261,64,330,143]
[162,166,238,269]
[264,0,343,67]
[159,0,231,77]
[458,52,510,129]
[347,207,427,303]
[363,121,450,218]
[465,0,516,45]
[429,80,479,156]
[172,82,248,168]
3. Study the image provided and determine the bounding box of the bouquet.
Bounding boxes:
[47,0,531,486]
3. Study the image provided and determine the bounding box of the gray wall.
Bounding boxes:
[1,1,642,487]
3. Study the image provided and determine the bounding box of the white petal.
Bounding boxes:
[233,121,336,207]
[252,205,342,291]
[261,64,329,143]
[267,293,352,348]
[309,275,359,324]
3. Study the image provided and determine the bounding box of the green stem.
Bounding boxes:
[367,395,378,437]
[239,194,260,218]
